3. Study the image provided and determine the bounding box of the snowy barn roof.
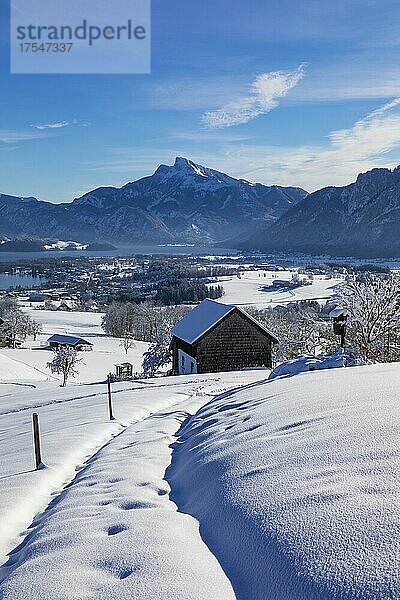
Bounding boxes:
[47,334,93,347]
[329,307,350,319]
[171,299,278,345]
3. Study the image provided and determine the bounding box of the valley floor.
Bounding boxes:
[209,270,343,308]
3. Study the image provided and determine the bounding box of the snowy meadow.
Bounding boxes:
[0,269,399,599]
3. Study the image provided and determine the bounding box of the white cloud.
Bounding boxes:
[0,130,43,143]
[204,97,400,190]
[83,98,400,193]
[34,120,76,130]
[33,119,91,130]
[202,66,305,128]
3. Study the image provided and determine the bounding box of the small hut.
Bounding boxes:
[114,362,133,379]
[170,299,278,375]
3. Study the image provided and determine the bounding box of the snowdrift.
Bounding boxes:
[168,363,400,600]
[268,351,345,380]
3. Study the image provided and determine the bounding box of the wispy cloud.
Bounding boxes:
[203,97,400,190]
[82,98,400,193]
[0,130,43,143]
[202,66,305,128]
[32,119,90,130]
[34,121,73,130]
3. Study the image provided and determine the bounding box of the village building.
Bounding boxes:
[47,334,93,351]
[29,293,52,303]
[56,300,74,312]
[170,299,278,375]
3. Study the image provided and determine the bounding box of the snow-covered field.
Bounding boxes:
[0,303,399,599]
[168,363,400,599]
[212,270,343,308]
[0,308,148,384]
[0,370,265,598]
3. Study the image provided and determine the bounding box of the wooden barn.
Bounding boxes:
[170,299,278,375]
[47,334,93,351]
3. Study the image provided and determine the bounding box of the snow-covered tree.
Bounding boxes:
[47,347,83,387]
[0,299,40,348]
[141,305,192,377]
[245,303,336,364]
[142,329,172,378]
[337,273,400,361]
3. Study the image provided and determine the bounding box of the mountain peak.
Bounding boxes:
[173,157,208,177]
[174,156,190,168]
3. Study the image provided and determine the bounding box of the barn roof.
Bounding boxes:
[329,307,350,318]
[47,334,92,346]
[171,299,278,345]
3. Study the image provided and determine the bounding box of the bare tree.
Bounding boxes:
[47,347,83,387]
[337,273,400,361]
[120,331,136,355]
[103,301,191,343]
[29,320,42,342]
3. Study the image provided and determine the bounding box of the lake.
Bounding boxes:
[0,273,48,290]
[0,245,238,263]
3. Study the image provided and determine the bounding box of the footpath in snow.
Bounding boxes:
[1,364,399,599]
[0,371,264,598]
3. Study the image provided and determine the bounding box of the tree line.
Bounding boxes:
[155,280,223,305]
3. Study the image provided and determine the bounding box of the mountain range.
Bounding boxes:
[1,158,400,257]
[0,157,306,247]
[247,166,400,257]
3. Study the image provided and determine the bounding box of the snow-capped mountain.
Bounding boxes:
[247,167,400,257]
[0,158,307,246]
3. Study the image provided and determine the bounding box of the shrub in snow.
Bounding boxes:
[47,347,83,387]
[268,351,346,380]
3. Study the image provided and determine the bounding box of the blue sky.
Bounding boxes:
[1,0,400,201]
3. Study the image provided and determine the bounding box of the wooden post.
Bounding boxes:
[340,325,346,348]
[32,413,42,470]
[107,374,115,421]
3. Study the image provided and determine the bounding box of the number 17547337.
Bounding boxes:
[19,42,73,53]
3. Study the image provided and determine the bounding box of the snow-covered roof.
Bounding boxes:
[329,307,350,319]
[47,334,92,346]
[171,299,278,345]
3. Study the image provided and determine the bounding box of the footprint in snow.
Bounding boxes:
[119,500,157,510]
[107,524,127,536]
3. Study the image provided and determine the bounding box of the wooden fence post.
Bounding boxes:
[32,413,42,470]
[107,374,115,421]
